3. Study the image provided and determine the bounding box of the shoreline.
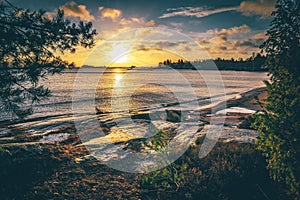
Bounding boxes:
[0,86,267,146]
[201,86,266,115]
[0,86,271,199]
[197,86,266,144]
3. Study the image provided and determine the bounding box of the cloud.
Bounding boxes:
[119,17,143,26]
[196,36,262,58]
[156,41,189,49]
[44,11,56,19]
[96,18,162,40]
[99,7,122,20]
[159,6,238,19]
[251,32,267,40]
[238,0,276,17]
[96,7,160,38]
[169,22,184,30]
[234,39,263,48]
[145,20,157,27]
[207,25,251,36]
[135,44,163,52]
[133,41,191,53]
[194,26,266,59]
[60,1,95,21]
[159,1,275,19]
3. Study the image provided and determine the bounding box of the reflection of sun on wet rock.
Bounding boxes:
[216,107,255,116]
[39,133,71,143]
[0,125,79,145]
[81,128,135,146]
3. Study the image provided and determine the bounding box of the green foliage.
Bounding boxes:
[253,0,300,198]
[141,163,185,198]
[141,142,278,200]
[143,129,174,151]
[0,1,96,118]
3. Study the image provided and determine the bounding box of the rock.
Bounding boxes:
[165,110,181,123]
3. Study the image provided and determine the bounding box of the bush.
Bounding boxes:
[253,0,300,198]
[0,144,71,199]
[141,141,279,200]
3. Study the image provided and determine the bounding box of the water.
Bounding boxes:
[0,68,268,141]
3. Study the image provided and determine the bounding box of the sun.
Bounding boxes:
[108,43,130,64]
[115,55,128,63]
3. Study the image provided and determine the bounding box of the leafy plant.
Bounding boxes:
[141,141,278,199]
[252,0,300,198]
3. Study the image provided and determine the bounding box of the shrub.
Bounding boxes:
[141,141,279,199]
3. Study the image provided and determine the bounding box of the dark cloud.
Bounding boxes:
[135,44,163,52]
[234,38,264,48]
[134,41,192,53]
[219,46,227,50]
[155,41,189,49]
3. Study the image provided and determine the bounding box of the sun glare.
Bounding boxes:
[114,74,122,82]
[114,73,123,87]
[108,44,130,64]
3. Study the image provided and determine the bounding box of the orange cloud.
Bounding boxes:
[146,20,157,27]
[120,17,143,25]
[208,25,250,36]
[238,0,276,17]
[251,32,267,40]
[99,7,122,20]
[60,1,95,21]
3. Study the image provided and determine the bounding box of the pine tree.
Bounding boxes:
[253,0,300,198]
[0,1,96,118]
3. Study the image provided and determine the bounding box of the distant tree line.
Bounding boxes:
[159,53,267,71]
[158,59,194,69]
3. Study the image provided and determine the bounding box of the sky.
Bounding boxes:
[10,0,276,67]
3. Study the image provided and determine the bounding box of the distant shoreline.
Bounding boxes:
[72,66,267,72]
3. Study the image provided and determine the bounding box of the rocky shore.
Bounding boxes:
[0,87,268,199]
